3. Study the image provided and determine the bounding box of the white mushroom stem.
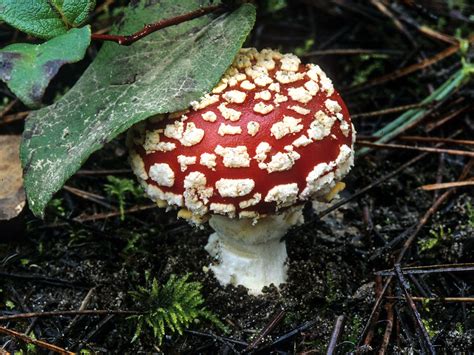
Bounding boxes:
[205,206,304,295]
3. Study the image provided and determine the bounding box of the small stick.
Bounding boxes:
[356,141,474,158]
[0,111,29,126]
[63,185,116,210]
[419,179,474,191]
[375,263,474,276]
[264,319,317,349]
[347,43,459,92]
[327,315,345,355]
[425,105,471,132]
[301,48,403,57]
[73,204,156,222]
[351,102,430,119]
[385,296,474,303]
[358,277,392,346]
[245,309,286,351]
[0,99,17,118]
[378,297,394,354]
[76,169,131,175]
[73,314,115,352]
[369,0,416,45]
[0,271,87,288]
[0,326,73,355]
[398,136,474,147]
[184,330,248,347]
[91,5,223,46]
[53,288,96,344]
[357,135,474,147]
[364,275,383,346]
[394,264,435,354]
[0,310,140,322]
[416,26,458,45]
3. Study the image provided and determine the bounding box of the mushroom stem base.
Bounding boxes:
[205,207,304,295]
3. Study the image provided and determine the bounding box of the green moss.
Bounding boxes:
[129,274,225,344]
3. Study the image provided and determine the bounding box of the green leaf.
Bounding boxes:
[20,1,256,218]
[52,0,97,28]
[0,26,91,108]
[0,0,95,39]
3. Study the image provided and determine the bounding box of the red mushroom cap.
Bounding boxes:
[128,48,355,221]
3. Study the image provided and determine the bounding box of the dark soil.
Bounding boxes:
[1,0,473,353]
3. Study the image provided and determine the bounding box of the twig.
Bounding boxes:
[52,288,96,344]
[356,141,474,158]
[394,264,435,354]
[0,271,88,289]
[356,135,474,147]
[73,204,156,222]
[76,169,131,176]
[378,292,394,354]
[0,310,140,322]
[0,111,29,126]
[257,319,317,352]
[369,0,416,45]
[91,5,223,46]
[358,277,392,347]
[364,275,383,346]
[400,136,474,147]
[385,296,474,303]
[63,185,116,210]
[327,315,345,355]
[425,104,471,132]
[0,99,17,118]
[419,179,474,191]
[416,25,458,45]
[245,309,286,352]
[184,330,248,347]
[0,326,73,355]
[347,43,460,93]
[73,315,115,352]
[301,48,403,57]
[375,263,474,276]
[351,102,431,119]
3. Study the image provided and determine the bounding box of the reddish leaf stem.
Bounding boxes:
[91,4,223,46]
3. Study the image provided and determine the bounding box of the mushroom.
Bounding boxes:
[127,48,355,294]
